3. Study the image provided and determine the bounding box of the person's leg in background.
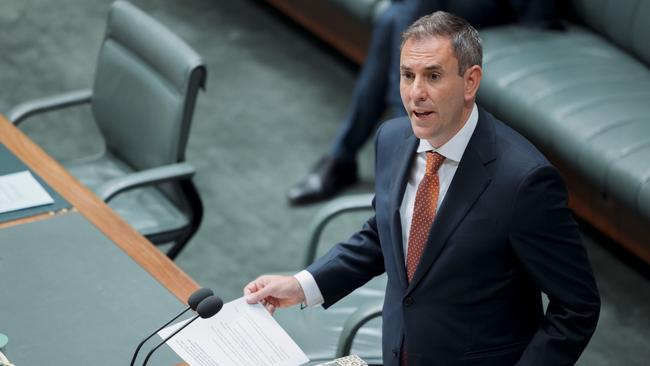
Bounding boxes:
[287,0,438,206]
[328,2,415,165]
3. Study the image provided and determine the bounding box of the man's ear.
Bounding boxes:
[463,65,482,101]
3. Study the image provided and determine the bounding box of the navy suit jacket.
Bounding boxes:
[307,109,600,366]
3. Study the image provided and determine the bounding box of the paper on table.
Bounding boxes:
[0,171,54,214]
[158,297,309,366]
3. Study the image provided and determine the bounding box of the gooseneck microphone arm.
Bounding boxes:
[129,307,189,366]
[129,288,214,366]
[142,295,223,366]
[141,314,200,366]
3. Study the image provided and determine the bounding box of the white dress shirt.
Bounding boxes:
[296,104,479,307]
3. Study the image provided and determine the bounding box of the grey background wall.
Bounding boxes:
[0,1,648,364]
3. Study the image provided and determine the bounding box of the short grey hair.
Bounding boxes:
[401,11,482,76]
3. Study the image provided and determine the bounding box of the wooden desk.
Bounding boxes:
[0,114,198,301]
[0,114,200,365]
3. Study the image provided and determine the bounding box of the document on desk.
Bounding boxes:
[158,297,309,366]
[0,171,54,214]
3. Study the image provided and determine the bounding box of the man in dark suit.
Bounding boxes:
[246,11,600,365]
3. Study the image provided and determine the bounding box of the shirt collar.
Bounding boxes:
[416,103,478,163]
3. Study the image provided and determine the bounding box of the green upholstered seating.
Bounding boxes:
[8,1,206,260]
[478,0,650,262]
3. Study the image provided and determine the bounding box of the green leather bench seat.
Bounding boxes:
[479,0,650,262]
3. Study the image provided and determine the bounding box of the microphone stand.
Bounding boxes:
[141,314,200,366]
[129,307,190,366]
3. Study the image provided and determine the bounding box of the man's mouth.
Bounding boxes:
[413,110,433,118]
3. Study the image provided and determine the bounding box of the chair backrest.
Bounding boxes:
[92,1,206,171]
[570,0,650,66]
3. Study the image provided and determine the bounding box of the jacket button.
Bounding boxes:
[403,296,414,307]
[392,349,398,357]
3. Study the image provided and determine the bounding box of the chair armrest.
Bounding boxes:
[335,300,383,358]
[8,89,92,125]
[304,193,374,266]
[96,162,196,202]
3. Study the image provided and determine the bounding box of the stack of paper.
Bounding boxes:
[0,171,54,214]
[159,297,309,366]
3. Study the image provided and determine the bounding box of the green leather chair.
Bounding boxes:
[8,1,205,260]
[274,193,385,365]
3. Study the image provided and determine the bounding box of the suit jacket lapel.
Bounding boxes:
[388,131,418,290]
[407,110,497,292]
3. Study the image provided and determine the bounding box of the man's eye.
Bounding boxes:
[401,72,413,79]
[430,73,440,80]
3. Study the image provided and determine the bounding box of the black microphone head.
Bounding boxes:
[187,288,214,310]
[196,296,223,318]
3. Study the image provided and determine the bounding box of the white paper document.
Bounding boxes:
[158,297,309,366]
[0,171,54,214]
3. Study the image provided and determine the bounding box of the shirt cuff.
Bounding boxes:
[293,270,324,308]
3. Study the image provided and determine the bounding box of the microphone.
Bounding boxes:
[142,295,223,366]
[129,288,214,366]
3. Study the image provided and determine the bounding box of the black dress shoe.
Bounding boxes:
[287,156,358,205]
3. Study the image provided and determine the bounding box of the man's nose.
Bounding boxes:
[410,76,427,101]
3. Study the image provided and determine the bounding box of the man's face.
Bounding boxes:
[399,36,479,147]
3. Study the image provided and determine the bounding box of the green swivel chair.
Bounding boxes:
[8,1,205,260]
[275,193,385,365]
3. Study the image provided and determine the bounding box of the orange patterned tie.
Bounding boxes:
[401,151,445,366]
[405,151,446,282]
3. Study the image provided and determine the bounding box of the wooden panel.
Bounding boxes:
[0,210,62,229]
[0,115,199,300]
[263,0,371,64]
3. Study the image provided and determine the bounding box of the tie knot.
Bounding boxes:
[425,151,445,175]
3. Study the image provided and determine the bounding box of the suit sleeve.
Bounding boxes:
[305,207,385,308]
[305,121,394,308]
[510,165,600,366]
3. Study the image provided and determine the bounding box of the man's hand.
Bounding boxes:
[244,275,306,315]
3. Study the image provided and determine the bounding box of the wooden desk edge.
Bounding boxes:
[0,115,199,301]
